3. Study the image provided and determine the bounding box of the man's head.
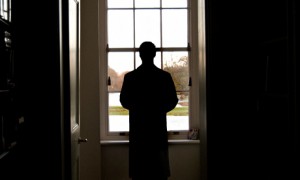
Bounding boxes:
[139,41,156,64]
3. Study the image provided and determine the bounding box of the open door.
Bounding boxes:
[61,0,85,179]
[69,0,85,180]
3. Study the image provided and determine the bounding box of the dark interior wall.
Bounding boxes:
[205,1,259,179]
[1,1,63,180]
[205,0,299,180]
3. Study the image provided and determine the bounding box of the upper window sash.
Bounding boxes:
[107,0,188,9]
[106,46,191,52]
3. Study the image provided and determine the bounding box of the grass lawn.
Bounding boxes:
[109,106,188,116]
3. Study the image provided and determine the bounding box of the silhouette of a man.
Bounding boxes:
[120,41,178,180]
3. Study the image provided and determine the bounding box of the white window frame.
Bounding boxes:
[99,0,205,141]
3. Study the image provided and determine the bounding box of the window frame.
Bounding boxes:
[99,0,204,141]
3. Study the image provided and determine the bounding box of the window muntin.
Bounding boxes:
[106,0,190,134]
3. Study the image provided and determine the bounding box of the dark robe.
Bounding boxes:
[120,64,178,179]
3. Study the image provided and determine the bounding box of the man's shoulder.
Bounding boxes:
[126,69,138,75]
[123,70,138,79]
[125,66,171,77]
[157,68,172,77]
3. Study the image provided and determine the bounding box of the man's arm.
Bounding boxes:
[120,74,133,110]
[163,73,179,113]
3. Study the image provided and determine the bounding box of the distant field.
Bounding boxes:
[109,106,188,116]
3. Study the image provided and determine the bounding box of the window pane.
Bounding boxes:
[108,91,189,132]
[167,92,189,131]
[162,0,187,8]
[108,92,129,132]
[135,52,161,69]
[107,0,133,8]
[1,0,8,20]
[135,10,160,48]
[135,0,160,8]
[108,52,134,92]
[162,9,187,47]
[163,51,189,91]
[108,10,134,48]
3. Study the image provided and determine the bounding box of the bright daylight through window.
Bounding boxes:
[105,0,192,135]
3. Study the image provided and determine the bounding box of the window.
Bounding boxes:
[0,0,11,22]
[100,0,204,140]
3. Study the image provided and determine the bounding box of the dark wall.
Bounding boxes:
[205,0,299,180]
[0,1,63,180]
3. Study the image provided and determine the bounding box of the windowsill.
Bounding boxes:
[100,139,200,145]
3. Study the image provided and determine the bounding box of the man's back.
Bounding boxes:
[119,41,178,179]
[121,64,177,113]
